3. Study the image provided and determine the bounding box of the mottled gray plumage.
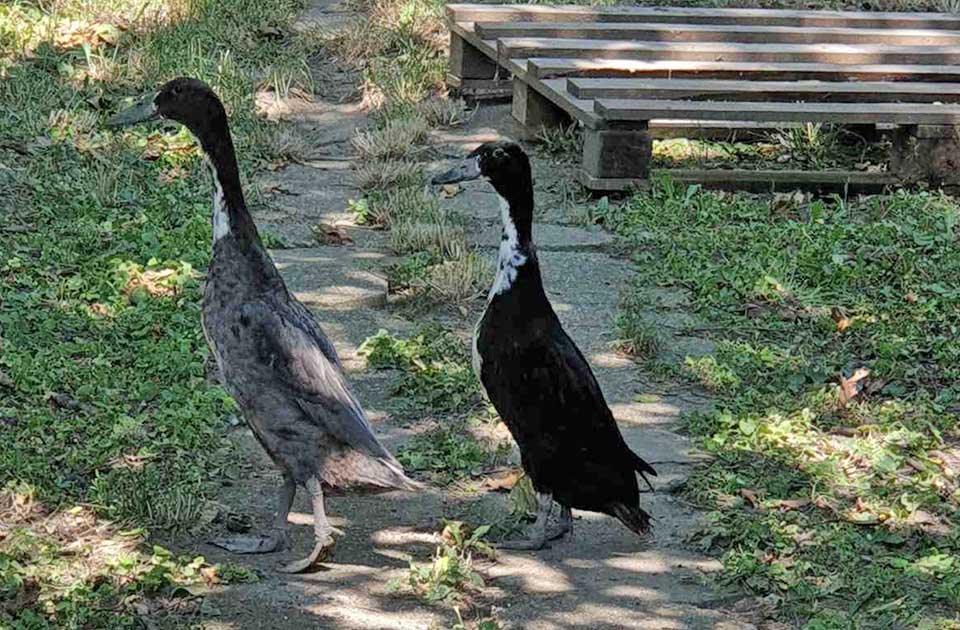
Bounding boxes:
[111,78,417,572]
[202,245,414,493]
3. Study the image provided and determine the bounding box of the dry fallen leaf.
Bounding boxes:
[256,25,283,40]
[201,566,220,585]
[842,496,880,525]
[439,184,461,199]
[794,530,816,546]
[312,223,354,246]
[744,302,767,319]
[775,498,810,511]
[904,291,919,303]
[479,467,522,492]
[909,509,936,525]
[830,306,852,332]
[739,488,760,508]
[839,367,870,404]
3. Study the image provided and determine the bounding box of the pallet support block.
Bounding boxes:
[448,32,510,98]
[889,124,960,185]
[581,124,653,182]
[512,79,571,133]
[450,32,497,80]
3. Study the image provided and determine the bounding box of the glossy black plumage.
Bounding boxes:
[435,141,656,543]
[476,282,656,525]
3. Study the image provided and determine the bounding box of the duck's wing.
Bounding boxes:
[543,325,657,486]
[241,300,394,462]
[285,296,343,369]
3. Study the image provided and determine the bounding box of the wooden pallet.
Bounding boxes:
[446,3,960,191]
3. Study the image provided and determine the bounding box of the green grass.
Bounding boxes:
[359,328,508,485]
[601,176,960,628]
[389,520,495,606]
[397,422,512,486]
[535,122,582,164]
[0,0,318,625]
[359,327,482,414]
[652,125,888,172]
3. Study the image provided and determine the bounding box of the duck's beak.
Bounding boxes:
[431,155,481,185]
[109,94,160,126]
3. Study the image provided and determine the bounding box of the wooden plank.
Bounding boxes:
[647,120,805,139]
[475,21,960,46]
[450,21,500,59]
[446,74,513,99]
[594,98,960,124]
[567,77,960,103]
[539,78,592,114]
[450,21,529,79]
[498,38,960,66]
[447,4,960,30]
[537,78,807,135]
[528,58,960,83]
[577,168,901,192]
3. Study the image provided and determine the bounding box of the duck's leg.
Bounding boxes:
[547,505,573,541]
[279,477,341,573]
[210,474,295,554]
[496,492,552,550]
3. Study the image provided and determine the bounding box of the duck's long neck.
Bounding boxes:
[201,126,259,248]
[489,183,542,301]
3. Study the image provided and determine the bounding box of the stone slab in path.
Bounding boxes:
[271,247,388,310]
[471,222,615,252]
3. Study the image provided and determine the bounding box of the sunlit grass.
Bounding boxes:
[0,0,315,624]
[602,177,960,627]
[652,128,888,172]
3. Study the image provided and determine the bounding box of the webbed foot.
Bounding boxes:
[547,506,573,542]
[279,531,337,573]
[495,535,548,551]
[209,530,286,554]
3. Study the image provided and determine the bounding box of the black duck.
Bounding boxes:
[432,141,656,550]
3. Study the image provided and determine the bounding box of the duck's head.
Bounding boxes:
[433,141,534,242]
[109,77,228,142]
[432,140,532,205]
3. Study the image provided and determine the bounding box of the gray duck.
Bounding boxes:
[111,77,419,572]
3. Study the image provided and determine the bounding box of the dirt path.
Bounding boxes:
[183,2,757,628]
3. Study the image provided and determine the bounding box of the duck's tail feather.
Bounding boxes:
[630,451,657,492]
[608,502,653,538]
[323,454,424,495]
[377,457,424,492]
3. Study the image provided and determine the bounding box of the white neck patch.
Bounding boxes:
[487,194,527,300]
[207,159,230,243]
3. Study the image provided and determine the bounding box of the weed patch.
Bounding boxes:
[652,125,887,172]
[604,176,960,627]
[397,421,511,486]
[352,115,429,160]
[355,159,423,191]
[389,520,495,605]
[535,122,582,163]
[0,484,257,628]
[359,327,481,414]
